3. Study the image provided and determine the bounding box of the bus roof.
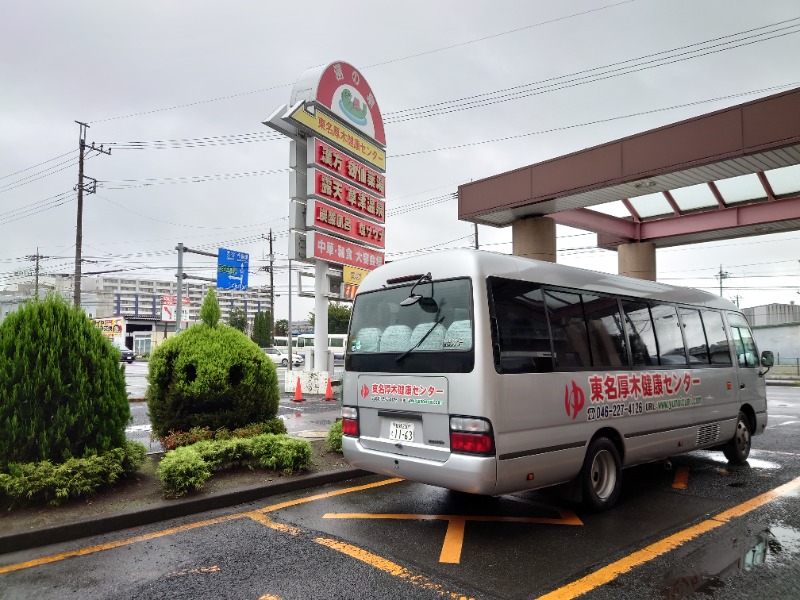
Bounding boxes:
[359,249,737,311]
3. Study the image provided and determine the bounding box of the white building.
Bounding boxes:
[742,303,800,364]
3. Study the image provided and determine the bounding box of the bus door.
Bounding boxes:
[727,312,767,417]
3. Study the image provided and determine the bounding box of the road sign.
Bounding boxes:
[217,248,249,290]
[161,295,190,322]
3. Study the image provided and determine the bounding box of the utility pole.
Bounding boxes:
[474,223,479,249]
[73,121,111,308]
[715,264,731,297]
[268,229,274,346]
[24,248,48,299]
[731,294,742,308]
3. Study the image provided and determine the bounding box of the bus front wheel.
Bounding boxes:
[723,412,751,464]
[580,437,622,512]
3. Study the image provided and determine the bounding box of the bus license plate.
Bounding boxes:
[389,421,415,442]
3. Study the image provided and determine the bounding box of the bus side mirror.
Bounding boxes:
[761,350,774,372]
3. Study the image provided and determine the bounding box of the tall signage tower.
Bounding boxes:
[264,61,386,386]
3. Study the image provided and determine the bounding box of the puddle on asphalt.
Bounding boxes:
[660,523,800,599]
[695,450,782,470]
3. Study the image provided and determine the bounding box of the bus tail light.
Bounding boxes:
[449,416,494,455]
[341,406,359,437]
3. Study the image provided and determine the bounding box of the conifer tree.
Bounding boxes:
[0,294,129,469]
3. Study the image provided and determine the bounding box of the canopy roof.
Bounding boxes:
[458,88,800,249]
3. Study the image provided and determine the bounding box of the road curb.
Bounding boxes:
[0,467,369,555]
[766,379,800,387]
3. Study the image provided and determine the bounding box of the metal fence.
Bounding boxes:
[773,355,800,375]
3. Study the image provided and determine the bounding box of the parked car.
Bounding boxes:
[117,345,135,363]
[261,347,303,367]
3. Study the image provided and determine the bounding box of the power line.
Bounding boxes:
[384,18,800,123]
[0,149,78,181]
[87,1,639,125]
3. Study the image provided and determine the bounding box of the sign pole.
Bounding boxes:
[314,260,329,371]
[175,242,184,334]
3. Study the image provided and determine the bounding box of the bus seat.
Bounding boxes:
[444,320,472,350]
[408,323,446,351]
[379,325,412,352]
[355,328,382,352]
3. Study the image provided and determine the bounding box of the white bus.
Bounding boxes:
[341,249,773,511]
[273,336,298,349]
[296,333,348,360]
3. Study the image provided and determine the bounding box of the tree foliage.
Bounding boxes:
[274,319,288,337]
[0,294,130,470]
[228,307,248,333]
[147,290,280,437]
[251,311,272,347]
[308,303,352,334]
[200,288,221,327]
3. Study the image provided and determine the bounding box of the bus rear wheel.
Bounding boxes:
[580,437,622,512]
[723,412,751,464]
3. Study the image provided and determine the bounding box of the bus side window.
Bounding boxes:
[488,277,552,373]
[727,313,759,368]
[651,303,688,367]
[583,294,627,368]
[620,300,657,367]
[702,310,732,365]
[545,289,590,369]
[679,308,710,365]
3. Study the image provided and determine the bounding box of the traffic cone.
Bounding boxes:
[323,377,335,402]
[292,376,305,402]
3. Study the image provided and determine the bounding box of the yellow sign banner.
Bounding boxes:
[288,104,386,172]
[343,265,370,286]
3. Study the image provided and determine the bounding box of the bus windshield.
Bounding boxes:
[346,277,473,373]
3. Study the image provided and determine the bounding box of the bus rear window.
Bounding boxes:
[346,278,474,373]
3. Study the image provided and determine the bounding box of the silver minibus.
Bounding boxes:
[341,249,773,511]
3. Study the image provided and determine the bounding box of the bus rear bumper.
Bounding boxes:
[343,437,498,495]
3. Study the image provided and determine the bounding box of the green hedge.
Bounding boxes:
[0,441,147,508]
[157,434,312,497]
[327,420,343,453]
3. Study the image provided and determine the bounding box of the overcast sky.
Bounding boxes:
[2,0,799,322]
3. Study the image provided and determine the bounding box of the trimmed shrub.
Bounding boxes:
[160,427,214,451]
[327,420,343,453]
[160,419,287,450]
[156,434,312,497]
[156,446,212,498]
[147,289,280,437]
[0,294,130,470]
[0,441,147,508]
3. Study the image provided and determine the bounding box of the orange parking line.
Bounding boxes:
[0,477,402,575]
[315,537,473,599]
[255,478,402,514]
[440,517,466,564]
[672,466,689,489]
[323,511,582,564]
[0,514,240,575]
[537,475,800,600]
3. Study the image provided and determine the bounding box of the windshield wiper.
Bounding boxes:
[396,316,445,363]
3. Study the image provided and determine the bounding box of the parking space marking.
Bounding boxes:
[323,510,583,564]
[671,466,689,489]
[0,477,401,575]
[537,474,800,600]
[0,513,241,575]
[315,537,473,599]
